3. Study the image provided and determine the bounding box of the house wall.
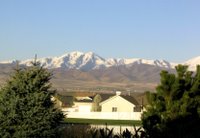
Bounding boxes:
[74,102,92,112]
[101,96,135,112]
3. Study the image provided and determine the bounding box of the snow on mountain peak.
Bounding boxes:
[1,51,194,71]
[184,56,200,71]
[68,51,84,57]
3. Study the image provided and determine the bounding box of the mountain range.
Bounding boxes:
[0,51,200,92]
[2,51,199,71]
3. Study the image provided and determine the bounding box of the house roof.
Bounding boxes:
[120,95,139,105]
[55,95,74,107]
[74,96,93,103]
[98,93,139,105]
[98,94,114,101]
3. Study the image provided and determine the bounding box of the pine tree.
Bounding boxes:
[0,61,64,137]
[142,65,200,138]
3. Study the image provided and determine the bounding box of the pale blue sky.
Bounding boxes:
[0,0,200,62]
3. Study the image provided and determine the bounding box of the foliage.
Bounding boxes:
[116,126,145,138]
[92,94,102,112]
[99,127,114,138]
[60,124,145,138]
[121,128,132,138]
[90,128,98,138]
[142,65,200,138]
[0,61,64,137]
[60,124,92,138]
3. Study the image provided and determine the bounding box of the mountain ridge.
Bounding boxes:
[1,52,200,91]
[0,51,181,71]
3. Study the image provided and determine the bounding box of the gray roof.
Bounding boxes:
[74,99,93,103]
[98,93,139,105]
[120,95,139,105]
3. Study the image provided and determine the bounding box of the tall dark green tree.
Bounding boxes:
[0,61,64,137]
[142,65,200,138]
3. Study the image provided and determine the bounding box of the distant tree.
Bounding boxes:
[0,61,64,137]
[142,65,200,138]
[92,94,102,112]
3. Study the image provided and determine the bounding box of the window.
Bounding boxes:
[112,107,117,112]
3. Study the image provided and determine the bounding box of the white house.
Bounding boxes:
[100,91,141,112]
[59,91,143,120]
[73,97,93,112]
[52,95,93,113]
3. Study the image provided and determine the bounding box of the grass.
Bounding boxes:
[64,118,142,126]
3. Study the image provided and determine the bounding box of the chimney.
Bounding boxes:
[116,91,121,96]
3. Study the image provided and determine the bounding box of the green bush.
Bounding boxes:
[142,65,200,138]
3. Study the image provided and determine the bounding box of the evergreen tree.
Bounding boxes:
[142,65,200,138]
[0,61,64,137]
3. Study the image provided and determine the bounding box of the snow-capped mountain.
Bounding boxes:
[1,51,200,71]
[184,56,200,71]
[1,52,200,89]
[0,51,177,71]
[19,51,107,71]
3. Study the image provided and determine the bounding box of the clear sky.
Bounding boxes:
[0,0,200,63]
